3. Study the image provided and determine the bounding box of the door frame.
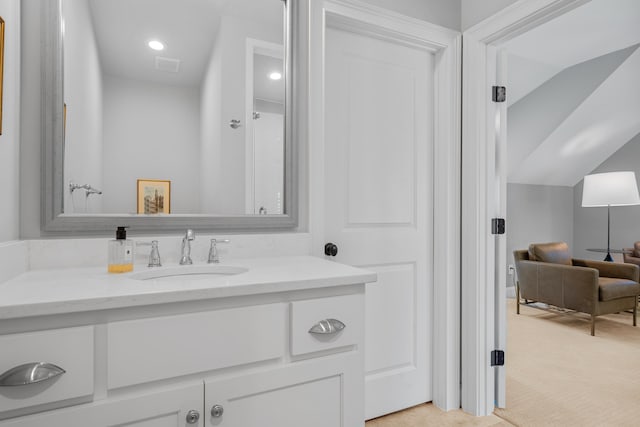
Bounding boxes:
[244,38,284,214]
[461,0,592,416]
[307,0,462,412]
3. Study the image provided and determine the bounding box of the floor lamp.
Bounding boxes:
[582,171,640,261]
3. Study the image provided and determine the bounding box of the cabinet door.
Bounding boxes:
[204,354,363,427]
[0,383,203,427]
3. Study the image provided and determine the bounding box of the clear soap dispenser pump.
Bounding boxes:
[108,226,134,273]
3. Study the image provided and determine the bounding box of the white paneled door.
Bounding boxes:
[324,27,434,420]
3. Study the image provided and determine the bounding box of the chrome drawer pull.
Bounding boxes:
[308,318,346,335]
[0,362,66,387]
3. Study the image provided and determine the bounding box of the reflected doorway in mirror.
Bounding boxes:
[137,179,171,214]
[245,38,284,215]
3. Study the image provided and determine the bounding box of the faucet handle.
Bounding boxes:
[208,238,230,264]
[136,240,162,267]
[148,241,162,267]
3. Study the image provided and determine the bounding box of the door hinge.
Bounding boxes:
[492,86,506,103]
[491,350,505,366]
[491,218,505,235]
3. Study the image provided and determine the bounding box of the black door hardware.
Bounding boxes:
[324,242,338,257]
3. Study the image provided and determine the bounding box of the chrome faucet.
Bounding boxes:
[208,238,230,263]
[180,229,195,265]
[69,182,102,195]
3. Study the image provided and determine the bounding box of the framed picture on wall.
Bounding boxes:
[137,179,171,214]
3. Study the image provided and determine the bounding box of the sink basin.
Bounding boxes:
[129,265,248,282]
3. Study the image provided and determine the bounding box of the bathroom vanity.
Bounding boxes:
[0,256,375,426]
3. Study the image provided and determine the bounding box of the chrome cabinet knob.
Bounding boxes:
[186,409,200,424]
[211,404,224,418]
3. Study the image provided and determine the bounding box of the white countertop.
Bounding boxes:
[0,256,376,320]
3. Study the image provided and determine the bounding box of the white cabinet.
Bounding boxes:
[0,327,94,414]
[204,354,362,427]
[107,303,286,389]
[290,294,364,356]
[0,383,204,427]
[0,291,365,427]
[207,375,340,427]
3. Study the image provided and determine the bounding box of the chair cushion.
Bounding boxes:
[528,242,572,265]
[598,277,640,301]
[634,241,640,257]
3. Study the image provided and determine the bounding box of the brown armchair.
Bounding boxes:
[514,242,640,335]
[623,242,640,266]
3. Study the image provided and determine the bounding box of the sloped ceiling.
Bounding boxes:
[504,0,640,186]
[508,45,638,182]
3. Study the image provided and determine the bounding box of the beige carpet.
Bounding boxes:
[367,301,640,427]
[366,403,513,427]
[495,301,640,427]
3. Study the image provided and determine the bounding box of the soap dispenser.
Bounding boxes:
[108,226,134,273]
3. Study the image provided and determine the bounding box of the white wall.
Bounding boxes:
[507,183,574,271]
[361,0,522,31]
[461,0,518,30]
[62,0,103,214]
[0,0,20,241]
[19,0,41,239]
[573,133,640,261]
[102,75,201,214]
[362,0,460,30]
[200,24,224,215]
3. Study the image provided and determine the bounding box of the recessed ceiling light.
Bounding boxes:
[148,40,165,51]
[269,72,282,81]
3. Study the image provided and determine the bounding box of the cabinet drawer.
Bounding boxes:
[290,294,363,356]
[107,303,286,389]
[0,326,94,415]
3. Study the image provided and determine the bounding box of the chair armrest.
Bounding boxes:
[573,258,639,281]
[623,252,640,266]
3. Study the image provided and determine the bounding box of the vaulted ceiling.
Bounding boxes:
[504,0,640,187]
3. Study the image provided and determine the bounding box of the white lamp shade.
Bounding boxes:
[582,171,640,207]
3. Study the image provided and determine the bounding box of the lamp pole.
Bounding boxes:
[605,204,613,262]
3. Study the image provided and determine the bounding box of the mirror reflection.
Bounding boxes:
[61,0,285,216]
